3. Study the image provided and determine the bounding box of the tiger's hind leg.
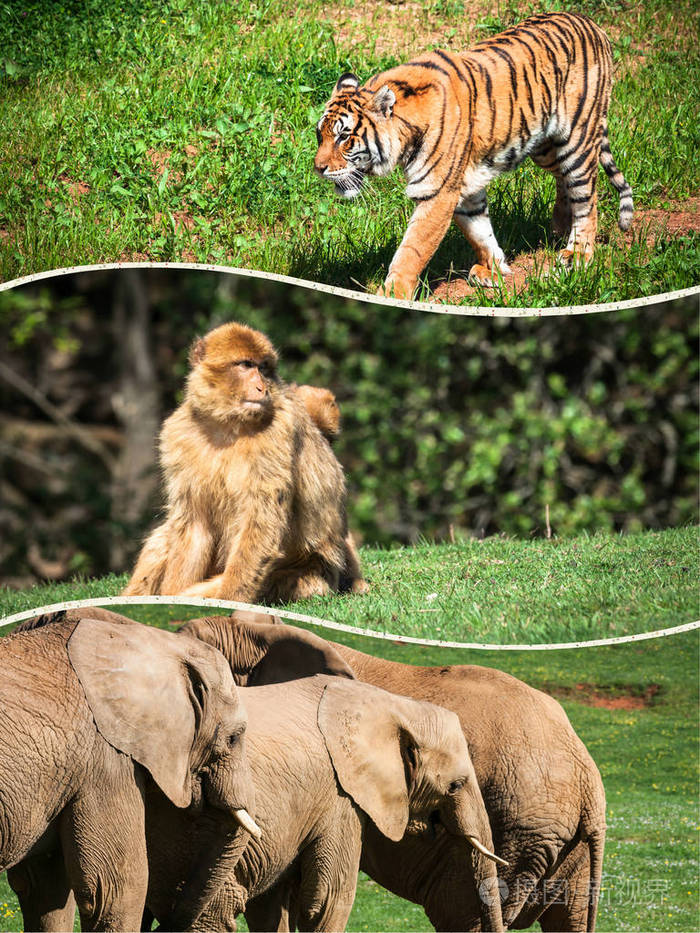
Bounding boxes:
[552,177,573,240]
[553,145,600,266]
[531,147,572,240]
[452,191,511,286]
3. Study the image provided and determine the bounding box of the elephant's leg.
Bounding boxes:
[60,767,148,932]
[246,877,296,931]
[8,851,76,932]
[296,820,363,932]
[538,844,591,933]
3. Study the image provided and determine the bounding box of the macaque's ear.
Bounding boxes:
[336,72,360,93]
[189,337,207,367]
[371,85,396,118]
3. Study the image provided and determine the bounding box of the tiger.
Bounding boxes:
[314,11,633,300]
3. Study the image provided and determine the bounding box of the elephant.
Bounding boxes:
[143,649,507,930]
[180,611,606,932]
[0,608,260,932]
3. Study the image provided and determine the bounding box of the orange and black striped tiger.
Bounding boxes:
[314,11,633,300]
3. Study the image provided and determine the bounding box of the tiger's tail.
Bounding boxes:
[599,121,633,231]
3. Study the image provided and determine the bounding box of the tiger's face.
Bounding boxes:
[315,73,397,199]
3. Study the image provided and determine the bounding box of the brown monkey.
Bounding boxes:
[291,384,369,595]
[292,384,341,439]
[124,323,349,602]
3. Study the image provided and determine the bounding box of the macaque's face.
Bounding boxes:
[188,323,280,425]
[227,356,277,412]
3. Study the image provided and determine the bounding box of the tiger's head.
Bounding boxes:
[315,73,398,199]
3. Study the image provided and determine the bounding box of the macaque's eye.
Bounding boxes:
[448,779,465,794]
[235,359,256,370]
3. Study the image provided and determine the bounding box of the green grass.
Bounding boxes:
[0,613,697,931]
[1,528,697,644]
[0,0,698,304]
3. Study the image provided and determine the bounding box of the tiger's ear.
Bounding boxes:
[336,73,360,93]
[371,85,396,118]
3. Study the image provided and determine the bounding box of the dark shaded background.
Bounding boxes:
[0,267,697,587]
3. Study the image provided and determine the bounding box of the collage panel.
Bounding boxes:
[1,268,697,642]
[0,603,697,932]
[0,0,698,306]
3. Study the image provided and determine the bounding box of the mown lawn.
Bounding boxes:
[0,0,698,304]
[0,612,697,932]
[1,527,697,644]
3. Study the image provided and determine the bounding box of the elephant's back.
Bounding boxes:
[333,643,573,733]
[0,619,96,771]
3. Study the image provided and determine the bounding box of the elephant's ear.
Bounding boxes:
[67,618,197,808]
[249,625,356,685]
[318,680,410,841]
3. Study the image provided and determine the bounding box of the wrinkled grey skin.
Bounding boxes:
[1,608,256,933]
[147,660,505,930]
[182,612,606,932]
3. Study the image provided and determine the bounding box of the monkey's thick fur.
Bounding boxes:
[124,323,348,602]
[292,384,369,595]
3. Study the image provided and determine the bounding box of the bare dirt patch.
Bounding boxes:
[154,210,197,233]
[431,197,699,303]
[621,196,700,246]
[326,0,695,66]
[432,251,540,304]
[146,148,183,184]
[59,173,90,201]
[548,682,661,710]
[324,0,501,60]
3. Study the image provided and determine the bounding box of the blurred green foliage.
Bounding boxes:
[0,268,697,583]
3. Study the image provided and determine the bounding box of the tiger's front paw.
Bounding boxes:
[468,261,511,287]
[558,245,594,267]
[379,274,417,301]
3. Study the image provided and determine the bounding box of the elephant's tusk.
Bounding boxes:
[233,808,262,839]
[466,835,509,867]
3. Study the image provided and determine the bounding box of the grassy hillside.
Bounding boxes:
[1,528,697,644]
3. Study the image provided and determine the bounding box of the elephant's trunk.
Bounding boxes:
[163,821,250,931]
[470,844,505,933]
[445,785,506,933]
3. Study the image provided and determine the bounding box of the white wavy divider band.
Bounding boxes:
[1,596,698,650]
[1,262,698,317]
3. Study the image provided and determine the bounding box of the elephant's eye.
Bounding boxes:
[228,732,240,747]
[448,779,465,793]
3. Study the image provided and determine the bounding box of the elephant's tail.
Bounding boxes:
[584,825,605,932]
[581,768,606,933]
